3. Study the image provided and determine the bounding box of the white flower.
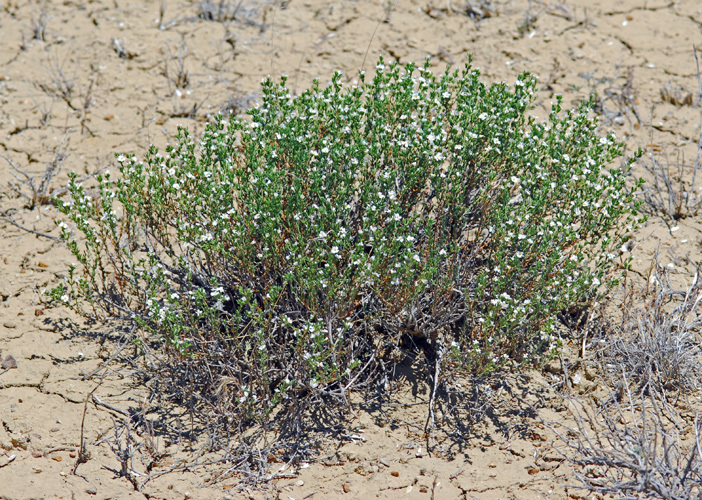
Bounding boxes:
[61,294,70,303]
[413,254,420,263]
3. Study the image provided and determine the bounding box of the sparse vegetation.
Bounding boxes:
[636,134,702,223]
[2,0,702,497]
[1,131,70,209]
[602,262,702,399]
[552,389,702,500]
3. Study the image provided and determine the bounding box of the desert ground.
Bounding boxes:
[1,0,702,499]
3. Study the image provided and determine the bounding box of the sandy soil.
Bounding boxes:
[1,0,702,498]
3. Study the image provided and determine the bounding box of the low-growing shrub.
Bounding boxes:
[51,57,641,442]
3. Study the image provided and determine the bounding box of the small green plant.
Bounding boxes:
[51,57,641,437]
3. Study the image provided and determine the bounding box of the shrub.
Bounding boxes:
[600,264,702,397]
[51,58,641,436]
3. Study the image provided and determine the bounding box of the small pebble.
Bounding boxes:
[86,487,97,495]
[1,355,17,370]
[343,482,351,493]
[3,322,16,329]
[378,458,389,467]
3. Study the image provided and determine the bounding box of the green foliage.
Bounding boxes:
[51,57,642,423]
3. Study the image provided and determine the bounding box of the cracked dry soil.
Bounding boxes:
[1,0,702,499]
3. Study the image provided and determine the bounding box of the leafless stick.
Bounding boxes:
[425,337,444,450]
[93,394,130,417]
[0,214,61,241]
[74,382,102,476]
[43,446,77,457]
[691,46,702,197]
